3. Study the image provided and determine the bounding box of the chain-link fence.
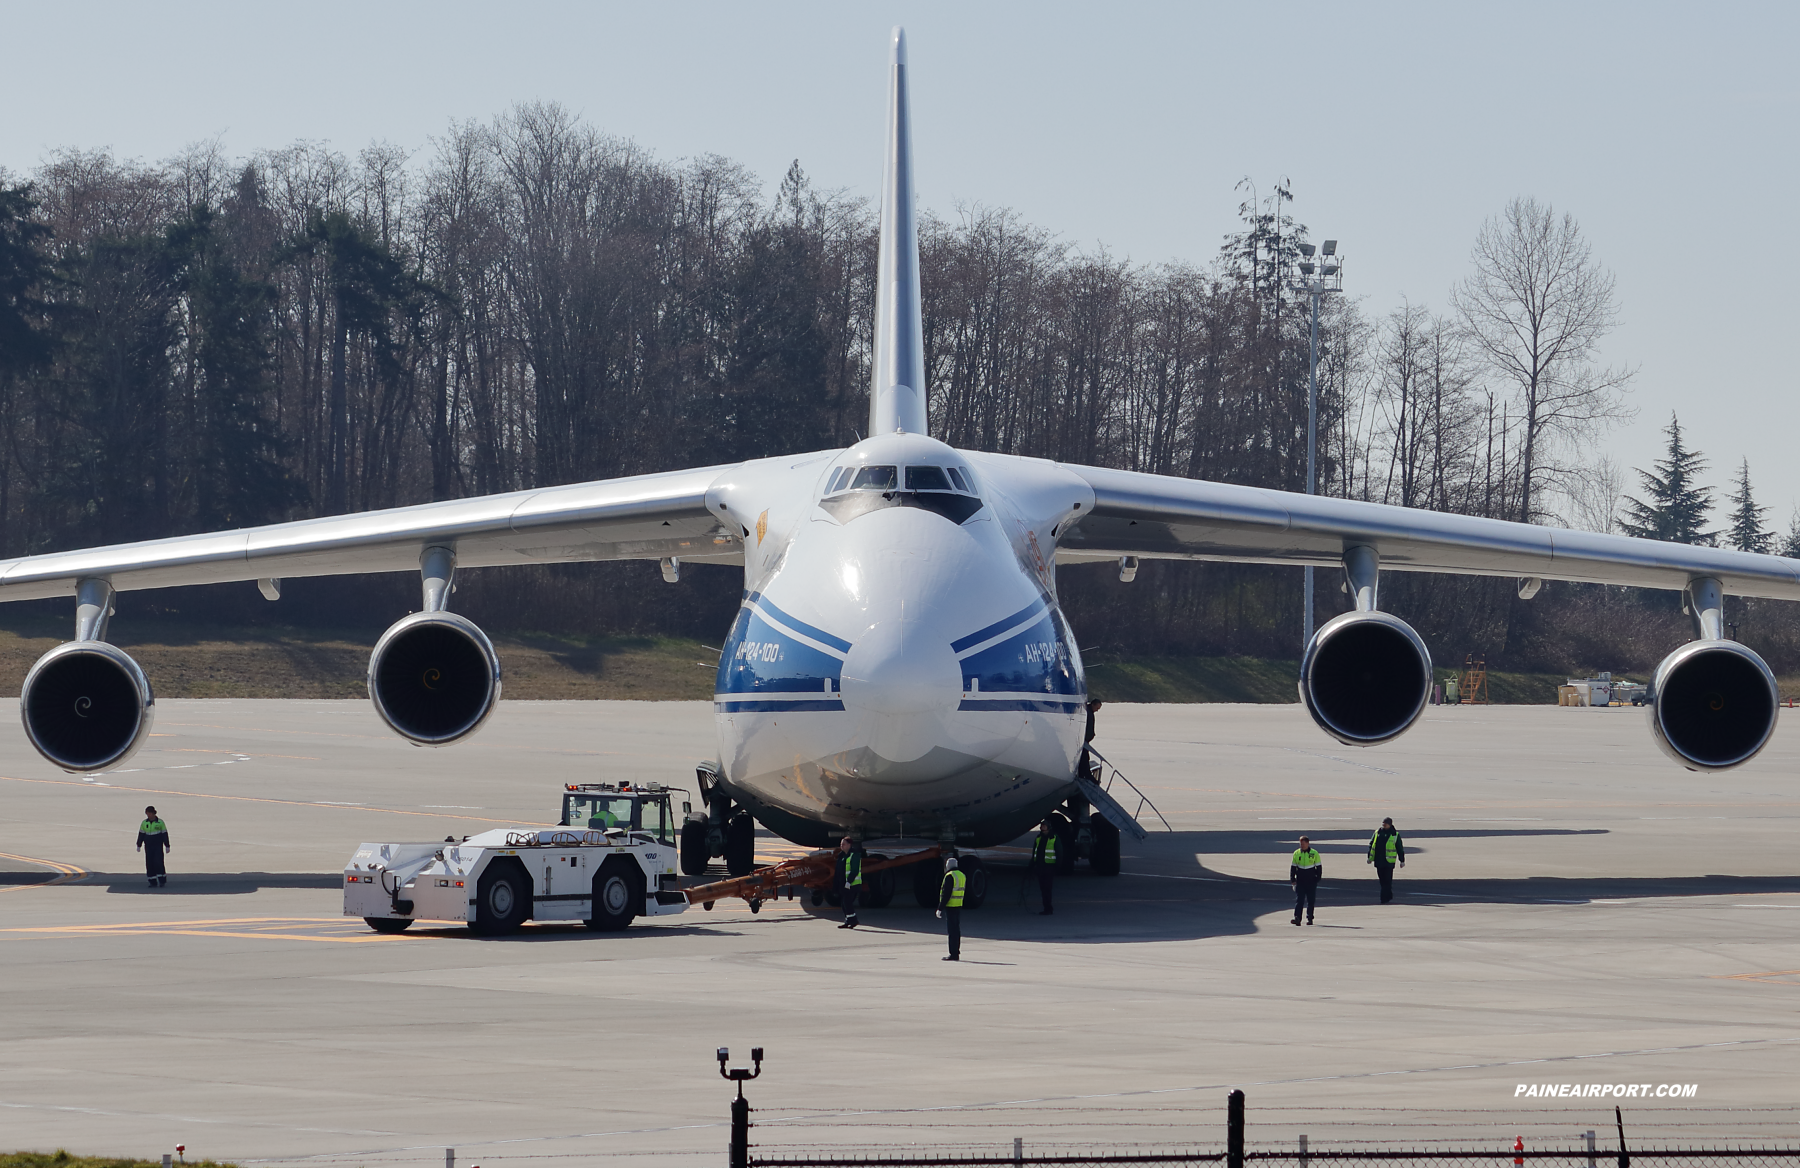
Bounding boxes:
[749,1148,1800,1167]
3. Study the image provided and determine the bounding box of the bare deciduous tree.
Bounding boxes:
[1452,196,1634,523]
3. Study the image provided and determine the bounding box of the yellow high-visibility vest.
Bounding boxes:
[944,869,966,908]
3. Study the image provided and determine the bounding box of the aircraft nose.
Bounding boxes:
[840,620,961,717]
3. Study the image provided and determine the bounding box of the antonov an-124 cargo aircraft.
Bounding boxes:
[5,30,1795,885]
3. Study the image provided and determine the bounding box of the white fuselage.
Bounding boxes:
[704,433,1095,847]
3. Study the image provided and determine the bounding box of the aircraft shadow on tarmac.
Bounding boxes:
[15,823,1800,946]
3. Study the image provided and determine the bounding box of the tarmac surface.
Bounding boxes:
[4,698,1800,1164]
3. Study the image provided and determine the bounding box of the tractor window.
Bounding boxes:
[566,795,637,830]
[905,465,953,492]
[849,465,898,490]
[639,797,676,845]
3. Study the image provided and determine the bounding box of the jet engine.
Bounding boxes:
[1299,610,1433,747]
[1648,639,1778,771]
[367,611,502,745]
[20,640,155,772]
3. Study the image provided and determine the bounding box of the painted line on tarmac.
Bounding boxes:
[0,851,89,893]
[0,773,552,827]
[0,917,393,944]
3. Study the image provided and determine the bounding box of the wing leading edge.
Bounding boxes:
[1055,462,1800,602]
[0,462,744,603]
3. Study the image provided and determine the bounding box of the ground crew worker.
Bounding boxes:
[835,836,863,929]
[136,806,170,888]
[1367,816,1405,903]
[1290,834,1322,925]
[936,856,965,960]
[1030,821,1058,915]
[1081,699,1104,778]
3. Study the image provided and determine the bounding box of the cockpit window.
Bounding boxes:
[849,465,898,491]
[826,467,851,493]
[947,467,970,492]
[905,465,954,492]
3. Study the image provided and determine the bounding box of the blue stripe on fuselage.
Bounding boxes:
[744,591,852,653]
[949,596,1048,654]
[717,603,845,703]
[957,607,1083,700]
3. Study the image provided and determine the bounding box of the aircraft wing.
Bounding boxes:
[0,463,743,603]
[1055,462,1800,602]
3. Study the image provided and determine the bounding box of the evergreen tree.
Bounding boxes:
[1620,413,1714,544]
[1782,508,1800,559]
[1724,458,1772,554]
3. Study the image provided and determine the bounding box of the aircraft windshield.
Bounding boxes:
[849,465,898,490]
[905,466,953,491]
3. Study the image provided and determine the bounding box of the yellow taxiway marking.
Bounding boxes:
[0,917,405,944]
[0,851,89,893]
[1716,968,1800,986]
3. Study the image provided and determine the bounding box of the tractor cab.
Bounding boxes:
[560,782,688,847]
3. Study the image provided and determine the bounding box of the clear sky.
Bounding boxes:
[5,2,1797,530]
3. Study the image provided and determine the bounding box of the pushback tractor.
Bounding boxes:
[344,783,691,935]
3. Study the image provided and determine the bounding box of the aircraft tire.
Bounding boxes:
[725,812,756,877]
[864,859,896,907]
[363,917,413,934]
[679,818,710,875]
[1089,813,1122,876]
[959,855,989,909]
[1054,820,1078,876]
[912,858,940,908]
[586,859,640,931]
[473,860,531,936]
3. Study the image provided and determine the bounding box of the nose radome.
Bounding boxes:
[839,620,961,717]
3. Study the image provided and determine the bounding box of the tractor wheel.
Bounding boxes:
[473,861,531,936]
[363,917,413,934]
[586,860,640,931]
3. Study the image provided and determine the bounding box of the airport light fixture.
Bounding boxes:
[1289,239,1345,650]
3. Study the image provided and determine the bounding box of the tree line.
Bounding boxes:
[0,107,1790,675]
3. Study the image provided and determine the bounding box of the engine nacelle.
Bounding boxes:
[368,611,502,746]
[1649,639,1778,771]
[20,641,155,772]
[1299,610,1433,747]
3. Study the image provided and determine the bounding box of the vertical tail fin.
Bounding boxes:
[869,26,927,437]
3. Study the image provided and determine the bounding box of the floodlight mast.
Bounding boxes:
[1288,240,1345,651]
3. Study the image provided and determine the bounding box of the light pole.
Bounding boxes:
[1290,239,1343,651]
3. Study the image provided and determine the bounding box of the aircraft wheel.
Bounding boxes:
[912,858,941,908]
[364,917,413,934]
[725,812,756,876]
[586,860,640,931]
[958,855,990,909]
[473,861,531,936]
[680,818,710,875]
[864,859,896,907]
[811,887,825,907]
[1089,813,1122,876]
[1054,819,1078,875]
